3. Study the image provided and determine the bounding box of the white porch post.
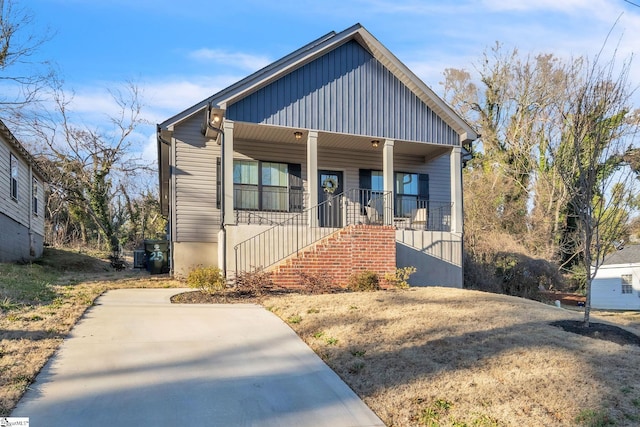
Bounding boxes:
[450,146,463,233]
[383,139,394,225]
[307,131,318,226]
[223,120,235,226]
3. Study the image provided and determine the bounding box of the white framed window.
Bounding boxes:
[32,177,39,215]
[621,274,633,294]
[10,153,18,200]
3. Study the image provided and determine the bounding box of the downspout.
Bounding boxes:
[156,125,174,274]
[28,164,34,257]
[205,102,227,277]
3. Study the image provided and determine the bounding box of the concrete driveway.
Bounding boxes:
[12,288,384,427]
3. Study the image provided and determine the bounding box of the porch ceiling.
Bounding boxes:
[233,122,452,158]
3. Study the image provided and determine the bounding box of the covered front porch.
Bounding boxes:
[207,118,466,285]
[212,119,464,234]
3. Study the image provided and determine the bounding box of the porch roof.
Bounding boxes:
[233,121,451,159]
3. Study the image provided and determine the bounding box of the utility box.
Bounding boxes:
[133,250,146,269]
[144,240,169,274]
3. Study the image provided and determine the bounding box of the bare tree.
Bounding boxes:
[25,78,151,252]
[550,52,640,326]
[0,0,52,113]
[442,45,576,257]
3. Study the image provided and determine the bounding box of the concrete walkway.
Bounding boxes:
[13,289,384,427]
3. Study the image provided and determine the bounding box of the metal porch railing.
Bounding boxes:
[233,189,393,274]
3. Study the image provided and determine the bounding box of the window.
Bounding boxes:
[10,153,18,200]
[221,159,302,212]
[233,160,259,210]
[371,171,383,192]
[32,177,39,215]
[622,274,633,294]
[360,169,428,217]
[395,172,420,217]
[261,162,288,211]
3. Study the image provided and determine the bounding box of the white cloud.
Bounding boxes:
[188,48,271,71]
[481,0,599,13]
[142,131,158,165]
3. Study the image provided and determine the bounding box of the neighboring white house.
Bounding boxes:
[0,119,46,262]
[157,24,477,287]
[591,245,640,310]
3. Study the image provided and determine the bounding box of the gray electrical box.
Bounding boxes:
[133,250,146,269]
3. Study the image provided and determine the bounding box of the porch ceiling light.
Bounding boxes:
[371,139,380,148]
[294,131,303,140]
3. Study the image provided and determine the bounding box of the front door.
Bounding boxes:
[318,170,343,227]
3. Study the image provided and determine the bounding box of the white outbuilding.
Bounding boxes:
[591,245,640,310]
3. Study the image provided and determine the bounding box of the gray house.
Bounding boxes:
[157,24,477,287]
[0,119,46,262]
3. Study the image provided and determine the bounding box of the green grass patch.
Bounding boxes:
[287,314,302,324]
[0,262,59,308]
[574,409,614,427]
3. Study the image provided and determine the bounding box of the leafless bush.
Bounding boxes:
[297,271,336,294]
[234,269,274,297]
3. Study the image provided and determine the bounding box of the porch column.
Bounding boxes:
[450,146,463,233]
[223,120,235,226]
[307,131,318,226]
[383,139,394,225]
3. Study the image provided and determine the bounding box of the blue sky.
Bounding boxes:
[19,0,640,163]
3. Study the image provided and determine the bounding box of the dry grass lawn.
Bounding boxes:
[261,289,640,426]
[3,248,640,426]
[0,248,181,415]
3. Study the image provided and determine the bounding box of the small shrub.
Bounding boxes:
[234,269,274,296]
[298,271,335,294]
[384,266,417,289]
[325,337,338,345]
[312,331,325,339]
[350,348,366,357]
[347,270,380,291]
[307,308,320,314]
[186,266,226,295]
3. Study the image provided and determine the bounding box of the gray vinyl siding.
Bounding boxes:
[31,177,45,234]
[0,134,46,261]
[173,115,221,242]
[227,41,459,145]
[0,138,31,228]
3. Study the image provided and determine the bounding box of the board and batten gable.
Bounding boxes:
[226,40,460,146]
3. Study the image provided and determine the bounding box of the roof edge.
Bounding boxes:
[0,119,47,180]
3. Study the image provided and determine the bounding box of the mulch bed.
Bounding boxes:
[551,320,640,347]
[170,289,300,304]
[170,290,262,304]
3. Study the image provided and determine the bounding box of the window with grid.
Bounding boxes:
[10,153,18,200]
[621,274,633,294]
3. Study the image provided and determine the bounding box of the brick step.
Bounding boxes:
[270,225,397,289]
